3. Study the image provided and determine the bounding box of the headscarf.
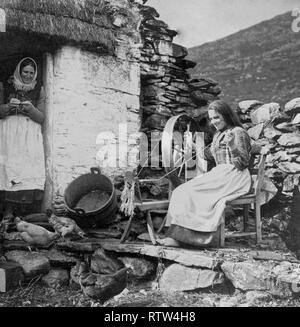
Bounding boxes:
[12,57,38,92]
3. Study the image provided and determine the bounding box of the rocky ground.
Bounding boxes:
[1,231,300,308]
[0,201,299,308]
[1,279,300,307]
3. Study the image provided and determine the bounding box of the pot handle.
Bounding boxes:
[90,167,101,175]
[74,207,86,216]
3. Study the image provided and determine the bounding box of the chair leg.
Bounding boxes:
[146,211,157,245]
[255,203,262,243]
[157,215,167,234]
[120,214,135,243]
[243,204,250,232]
[220,221,225,247]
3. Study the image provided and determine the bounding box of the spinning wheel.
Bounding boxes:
[161,114,204,190]
[120,114,205,244]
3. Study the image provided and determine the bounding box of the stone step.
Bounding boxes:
[100,239,220,270]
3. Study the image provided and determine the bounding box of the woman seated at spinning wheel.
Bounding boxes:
[157,100,252,247]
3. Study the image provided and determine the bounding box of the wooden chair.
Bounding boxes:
[219,153,267,247]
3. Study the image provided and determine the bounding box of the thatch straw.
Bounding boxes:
[0,0,114,29]
[5,8,116,53]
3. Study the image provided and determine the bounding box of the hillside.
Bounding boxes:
[188,11,300,107]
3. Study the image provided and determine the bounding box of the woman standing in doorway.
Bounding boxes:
[157,100,252,247]
[0,57,46,220]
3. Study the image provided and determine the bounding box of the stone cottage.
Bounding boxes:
[0,0,142,211]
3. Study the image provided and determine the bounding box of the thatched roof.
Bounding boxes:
[0,0,138,54]
[0,0,114,28]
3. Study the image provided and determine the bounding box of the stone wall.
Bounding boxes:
[138,4,221,135]
[132,3,221,174]
[236,98,300,198]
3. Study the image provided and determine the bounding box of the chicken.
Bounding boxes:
[15,217,59,248]
[78,262,129,303]
[46,209,85,240]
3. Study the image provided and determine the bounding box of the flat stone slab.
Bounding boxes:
[100,240,298,271]
[158,263,224,292]
[56,238,102,253]
[101,240,220,269]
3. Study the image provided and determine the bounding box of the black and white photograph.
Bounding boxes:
[0,0,300,311]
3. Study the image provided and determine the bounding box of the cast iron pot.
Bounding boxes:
[64,167,118,229]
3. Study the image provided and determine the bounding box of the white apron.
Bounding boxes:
[0,115,45,191]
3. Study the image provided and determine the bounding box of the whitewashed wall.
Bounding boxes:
[49,45,140,210]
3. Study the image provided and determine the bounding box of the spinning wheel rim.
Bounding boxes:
[161,114,199,189]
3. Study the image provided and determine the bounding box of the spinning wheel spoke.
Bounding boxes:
[178,163,184,177]
[162,114,201,190]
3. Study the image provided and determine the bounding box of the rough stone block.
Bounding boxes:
[247,123,264,140]
[284,98,300,114]
[0,261,24,292]
[250,102,280,124]
[5,250,50,279]
[158,263,224,292]
[238,100,263,113]
[221,260,300,298]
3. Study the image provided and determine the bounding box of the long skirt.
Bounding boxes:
[165,163,251,245]
[0,115,46,192]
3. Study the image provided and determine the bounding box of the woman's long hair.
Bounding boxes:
[208,100,243,128]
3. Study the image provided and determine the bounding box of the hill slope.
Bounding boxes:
[188,11,300,106]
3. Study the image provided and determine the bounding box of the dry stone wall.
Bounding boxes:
[236,97,300,197]
[138,4,221,133]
